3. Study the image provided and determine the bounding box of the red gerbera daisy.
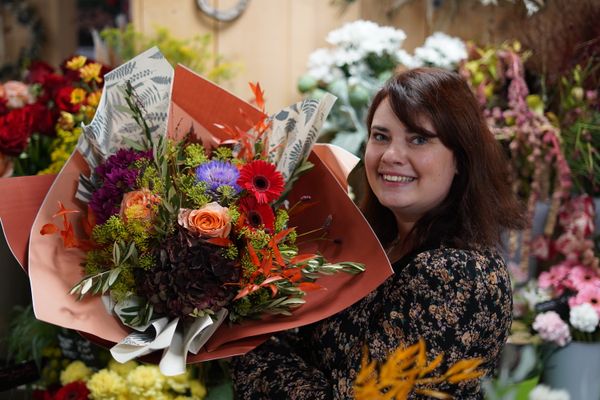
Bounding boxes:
[240,196,275,231]
[237,160,284,204]
[54,381,90,400]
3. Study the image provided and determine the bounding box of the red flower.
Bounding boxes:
[54,381,89,400]
[55,87,80,113]
[26,103,55,136]
[0,107,33,155]
[237,160,284,204]
[240,196,275,231]
[26,60,55,84]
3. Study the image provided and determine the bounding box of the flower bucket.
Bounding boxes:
[542,341,600,400]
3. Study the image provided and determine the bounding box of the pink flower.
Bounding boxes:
[567,265,600,291]
[569,285,600,317]
[532,311,571,346]
[538,262,572,294]
[554,232,580,259]
[531,236,552,260]
[1,81,34,108]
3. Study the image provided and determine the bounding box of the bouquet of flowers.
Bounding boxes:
[527,194,600,345]
[21,48,391,376]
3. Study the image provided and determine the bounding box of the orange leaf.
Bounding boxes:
[272,245,285,267]
[290,253,318,265]
[60,222,79,248]
[273,227,294,244]
[299,282,323,292]
[40,223,59,235]
[247,242,260,266]
[207,237,232,247]
[249,82,265,111]
[52,201,79,218]
[261,275,284,285]
[266,283,278,297]
[261,251,273,275]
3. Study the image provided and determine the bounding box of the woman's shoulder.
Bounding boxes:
[398,244,508,283]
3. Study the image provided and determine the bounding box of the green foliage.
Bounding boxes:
[274,209,289,232]
[5,305,59,366]
[184,143,209,168]
[178,174,211,208]
[212,146,234,161]
[100,24,235,82]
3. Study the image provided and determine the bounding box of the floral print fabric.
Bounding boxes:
[231,245,512,399]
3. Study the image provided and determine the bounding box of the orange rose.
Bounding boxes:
[178,202,231,238]
[119,189,161,222]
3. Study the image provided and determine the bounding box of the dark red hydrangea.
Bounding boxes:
[89,148,152,224]
[137,226,240,322]
[0,107,33,155]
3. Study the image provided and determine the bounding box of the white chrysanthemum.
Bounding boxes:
[396,49,422,69]
[306,48,341,84]
[479,0,498,5]
[570,302,600,333]
[326,20,406,60]
[412,32,467,70]
[529,384,571,400]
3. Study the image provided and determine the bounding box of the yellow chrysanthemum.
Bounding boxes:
[60,360,93,385]
[70,88,87,105]
[127,365,165,399]
[82,104,97,122]
[108,359,138,377]
[66,55,87,70]
[165,370,190,394]
[87,90,102,108]
[189,381,207,400]
[80,62,103,84]
[57,111,75,131]
[87,369,128,400]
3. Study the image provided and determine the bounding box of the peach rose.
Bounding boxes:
[178,202,231,238]
[3,81,34,109]
[119,189,161,222]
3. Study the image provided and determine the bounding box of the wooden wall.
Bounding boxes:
[0,0,77,69]
[131,0,362,110]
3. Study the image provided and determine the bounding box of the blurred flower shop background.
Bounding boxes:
[0,0,599,399]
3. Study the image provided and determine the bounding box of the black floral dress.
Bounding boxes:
[230,245,512,399]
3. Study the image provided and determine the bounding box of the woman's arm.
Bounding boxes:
[377,247,512,398]
[230,326,333,400]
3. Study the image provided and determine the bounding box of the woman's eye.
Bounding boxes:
[371,133,388,142]
[410,135,428,145]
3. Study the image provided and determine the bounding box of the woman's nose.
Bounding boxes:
[381,142,407,164]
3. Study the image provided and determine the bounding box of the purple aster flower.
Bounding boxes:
[196,160,241,194]
[89,148,152,223]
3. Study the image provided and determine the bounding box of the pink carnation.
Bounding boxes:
[532,311,572,346]
[569,286,600,317]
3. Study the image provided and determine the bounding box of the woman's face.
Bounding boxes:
[365,97,456,228]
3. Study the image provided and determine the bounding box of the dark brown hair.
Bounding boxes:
[359,68,526,252]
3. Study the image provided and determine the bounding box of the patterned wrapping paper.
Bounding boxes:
[1,48,393,366]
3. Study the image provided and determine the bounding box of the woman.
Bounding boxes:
[231,68,526,399]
